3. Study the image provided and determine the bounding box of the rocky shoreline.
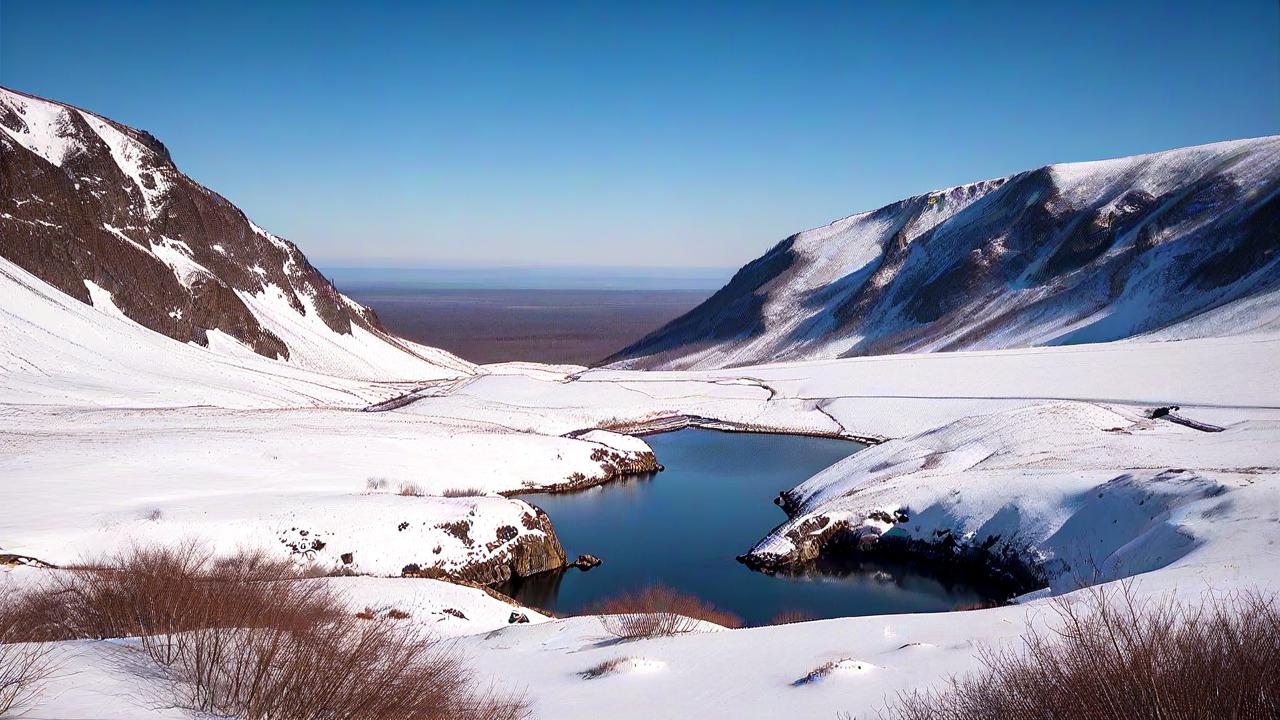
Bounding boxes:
[504,444,662,496]
[738,503,1046,601]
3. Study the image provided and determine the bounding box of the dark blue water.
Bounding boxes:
[500,429,994,625]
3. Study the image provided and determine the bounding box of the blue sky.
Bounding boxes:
[3,1,1277,270]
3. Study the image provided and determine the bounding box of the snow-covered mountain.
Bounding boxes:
[607,137,1280,369]
[0,85,472,380]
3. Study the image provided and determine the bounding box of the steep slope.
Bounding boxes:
[0,85,472,380]
[607,137,1280,369]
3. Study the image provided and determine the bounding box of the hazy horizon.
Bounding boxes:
[323,264,734,291]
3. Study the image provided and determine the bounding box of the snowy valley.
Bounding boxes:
[2,85,1278,719]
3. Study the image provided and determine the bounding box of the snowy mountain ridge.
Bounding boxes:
[0,85,472,380]
[607,136,1280,369]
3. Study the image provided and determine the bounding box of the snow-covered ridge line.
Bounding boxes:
[607,135,1280,370]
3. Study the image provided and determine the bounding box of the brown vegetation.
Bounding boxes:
[951,599,1000,612]
[767,609,816,625]
[14,544,526,720]
[0,588,60,716]
[586,584,742,639]
[886,587,1280,720]
[579,656,631,679]
[442,487,488,498]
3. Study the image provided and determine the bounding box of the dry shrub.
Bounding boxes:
[0,588,60,715]
[888,587,1280,720]
[398,482,425,497]
[768,609,817,626]
[53,544,338,657]
[441,487,487,498]
[41,544,527,720]
[587,584,742,639]
[365,477,388,491]
[164,613,525,720]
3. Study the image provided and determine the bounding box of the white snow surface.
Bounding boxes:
[0,87,84,166]
[2,227,1278,718]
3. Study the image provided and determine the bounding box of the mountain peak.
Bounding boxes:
[0,85,473,380]
[606,136,1280,369]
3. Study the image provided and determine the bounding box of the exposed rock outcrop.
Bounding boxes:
[0,85,471,378]
[571,553,602,571]
[402,504,568,586]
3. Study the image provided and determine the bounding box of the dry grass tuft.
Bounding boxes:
[586,584,742,639]
[441,486,487,498]
[952,600,1000,612]
[398,482,426,497]
[886,586,1280,720]
[767,609,817,626]
[579,657,630,679]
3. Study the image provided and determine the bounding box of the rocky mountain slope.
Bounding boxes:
[606,136,1280,369]
[0,85,471,380]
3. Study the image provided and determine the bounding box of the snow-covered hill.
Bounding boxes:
[607,137,1280,369]
[0,85,472,380]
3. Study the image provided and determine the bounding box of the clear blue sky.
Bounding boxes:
[3,1,1277,270]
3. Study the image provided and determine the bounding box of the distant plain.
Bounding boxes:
[341,284,711,366]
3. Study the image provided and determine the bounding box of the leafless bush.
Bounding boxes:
[43,544,527,719]
[587,584,742,639]
[767,609,817,626]
[51,545,340,666]
[887,587,1280,720]
[165,614,525,719]
[0,588,60,716]
[441,486,487,498]
[365,477,388,491]
[399,482,426,496]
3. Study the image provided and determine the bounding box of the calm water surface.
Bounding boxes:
[501,429,994,625]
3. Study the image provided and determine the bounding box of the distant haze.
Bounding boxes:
[324,266,733,292]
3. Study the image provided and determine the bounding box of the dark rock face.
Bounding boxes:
[0,86,392,364]
[571,553,602,571]
[607,137,1280,369]
[737,510,1043,600]
[423,505,569,587]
